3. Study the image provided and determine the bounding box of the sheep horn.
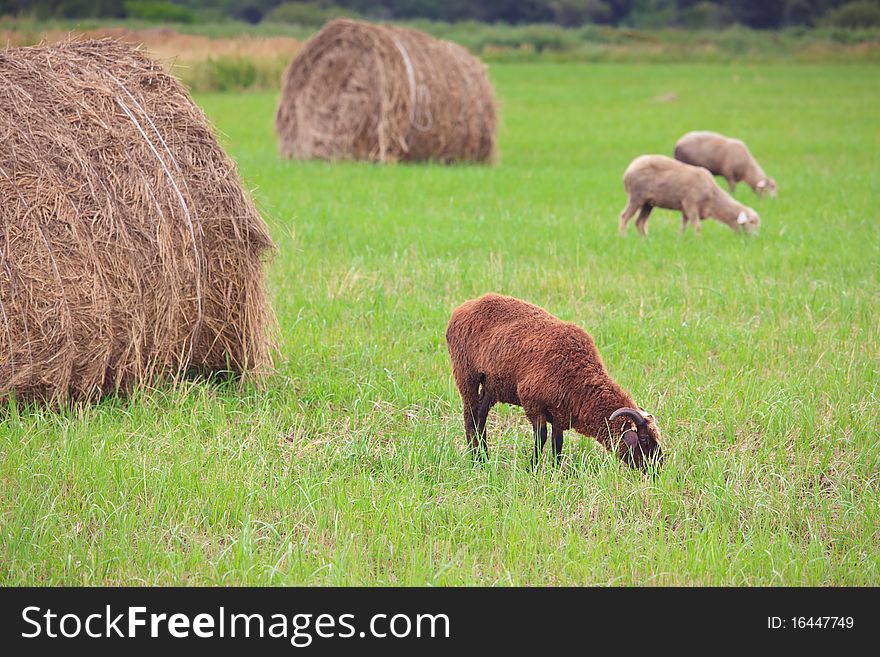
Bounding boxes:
[609,407,647,429]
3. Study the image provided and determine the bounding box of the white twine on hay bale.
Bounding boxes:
[391,37,419,130]
[108,71,205,358]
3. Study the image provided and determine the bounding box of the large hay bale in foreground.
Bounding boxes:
[0,39,275,404]
[275,19,498,164]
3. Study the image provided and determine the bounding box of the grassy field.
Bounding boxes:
[2,62,879,585]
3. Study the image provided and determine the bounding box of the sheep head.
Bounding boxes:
[736,207,761,234]
[610,407,663,471]
[756,177,777,198]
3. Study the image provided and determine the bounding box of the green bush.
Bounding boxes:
[784,0,815,26]
[680,2,734,29]
[199,57,256,92]
[264,2,362,27]
[124,1,194,24]
[823,1,880,28]
[181,56,290,93]
[547,0,612,27]
[520,23,582,51]
[27,0,125,20]
[432,22,582,53]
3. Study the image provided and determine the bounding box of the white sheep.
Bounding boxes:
[619,155,760,235]
[674,130,777,197]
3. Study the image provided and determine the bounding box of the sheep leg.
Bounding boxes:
[531,415,548,465]
[618,197,640,234]
[726,177,737,194]
[687,202,702,234]
[552,423,565,463]
[681,202,700,235]
[458,374,482,455]
[635,204,653,236]
[472,388,494,459]
[463,404,480,456]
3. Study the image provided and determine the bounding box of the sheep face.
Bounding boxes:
[621,419,663,471]
[611,408,663,471]
[756,178,777,198]
[736,207,761,234]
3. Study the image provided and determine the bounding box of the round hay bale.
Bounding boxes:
[0,39,275,404]
[275,19,498,164]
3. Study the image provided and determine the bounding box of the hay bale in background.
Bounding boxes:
[275,19,498,164]
[0,39,275,404]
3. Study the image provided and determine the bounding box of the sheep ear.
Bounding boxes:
[623,430,640,450]
[737,211,748,225]
[757,180,767,189]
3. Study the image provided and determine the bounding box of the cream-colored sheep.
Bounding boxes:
[674,130,777,197]
[620,155,760,235]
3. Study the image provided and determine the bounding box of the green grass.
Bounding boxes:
[2,63,879,585]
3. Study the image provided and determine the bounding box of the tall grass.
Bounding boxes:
[180,56,290,93]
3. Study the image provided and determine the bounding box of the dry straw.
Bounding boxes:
[275,19,498,164]
[0,39,275,404]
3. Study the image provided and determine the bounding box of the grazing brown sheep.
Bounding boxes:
[620,155,760,235]
[445,293,663,470]
[674,130,777,197]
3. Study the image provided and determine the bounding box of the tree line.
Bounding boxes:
[4,0,880,28]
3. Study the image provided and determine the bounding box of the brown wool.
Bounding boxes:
[446,294,662,467]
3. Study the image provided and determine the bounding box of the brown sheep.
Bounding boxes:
[445,293,663,470]
[674,130,777,197]
[619,154,760,236]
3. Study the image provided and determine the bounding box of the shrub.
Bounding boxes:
[784,0,815,26]
[124,1,194,24]
[30,0,125,20]
[182,56,291,93]
[680,2,734,29]
[265,2,362,27]
[548,0,612,27]
[823,1,880,28]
